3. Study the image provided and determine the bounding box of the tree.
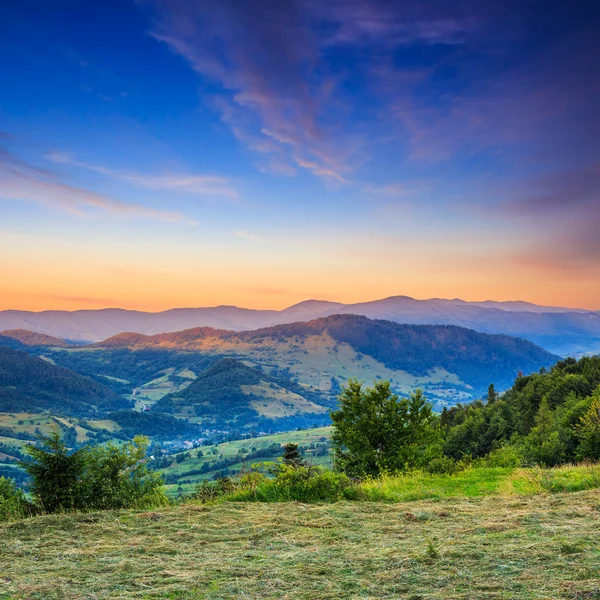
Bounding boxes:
[522,397,565,466]
[81,436,167,510]
[21,430,166,513]
[282,443,306,468]
[575,390,600,461]
[20,428,87,512]
[486,384,499,404]
[331,379,440,477]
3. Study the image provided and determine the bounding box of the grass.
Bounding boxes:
[1,490,599,598]
[159,427,332,493]
[352,464,600,502]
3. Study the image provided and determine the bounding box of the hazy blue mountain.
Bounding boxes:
[1,296,598,355]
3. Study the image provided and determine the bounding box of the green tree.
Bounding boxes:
[0,477,33,522]
[81,436,167,510]
[282,443,306,468]
[486,384,499,404]
[331,380,440,477]
[20,428,87,512]
[522,398,565,466]
[575,389,600,461]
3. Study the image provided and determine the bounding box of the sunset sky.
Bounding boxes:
[1,0,599,311]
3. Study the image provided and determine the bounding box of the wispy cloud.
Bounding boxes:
[234,230,263,243]
[47,151,238,198]
[0,144,190,223]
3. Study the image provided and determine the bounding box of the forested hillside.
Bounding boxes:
[154,358,330,431]
[0,347,128,416]
[442,356,600,465]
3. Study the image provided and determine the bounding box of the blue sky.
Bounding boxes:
[1,0,599,310]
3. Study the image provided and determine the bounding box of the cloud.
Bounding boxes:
[234,230,263,243]
[363,182,426,196]
[47,151,238,199]
[0,144,190,223]
[504,163,600,265]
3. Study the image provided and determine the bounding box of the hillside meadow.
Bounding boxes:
[1,484,599,599]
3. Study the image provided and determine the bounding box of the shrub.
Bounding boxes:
[426,456,460,475]
[81,436,168,510]
[0,477,33,522]
[484,445,523,468]
[217,464,352,503]
[21,431,167,513]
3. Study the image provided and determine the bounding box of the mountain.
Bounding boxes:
[0,329,68,347]
[1,296,598,355]
[154,358,330,430]
[0,346,128,416]
[95,314,558,404]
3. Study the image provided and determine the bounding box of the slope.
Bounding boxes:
[1,328,68,347]
[154,358,329,430]
[0,346,128,416]
[96,315,558,404]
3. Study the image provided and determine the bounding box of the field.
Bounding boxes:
[1,488,599,599]
[159,427,332,493]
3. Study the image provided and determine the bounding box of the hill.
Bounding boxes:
[1,296,599,355]
[0,347,128,416]
[1,489,598,598]
[98,315,558,404]
[154,426,332,491]
[154,358,329,430]
[0,329,68,347]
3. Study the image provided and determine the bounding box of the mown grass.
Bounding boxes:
[1,490,599,599]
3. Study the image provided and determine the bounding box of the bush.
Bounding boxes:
[81,437,168,510]
[0,477,33,522]
[21,430,167,514]
[484,445,523,468]
[426,456,460,475]
[194,464,352,503]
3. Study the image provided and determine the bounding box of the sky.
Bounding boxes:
[1,0,599,312]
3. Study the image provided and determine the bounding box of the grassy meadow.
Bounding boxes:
[1,487,599,599]
[160,427,332,494]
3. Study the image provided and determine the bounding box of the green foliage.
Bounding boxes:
[0,346,125,416]
[331,380,441,477]
[81,437,168,510]
[0,476,33,521]
[21,430,167,513]
[281,443,306,468]
[575,389,600,460]
[426,456,460,475]
[441,357,600,466]
[230,464,351,503]
[21,428,87,512]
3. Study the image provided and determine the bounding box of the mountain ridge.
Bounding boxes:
[1,296,598,356]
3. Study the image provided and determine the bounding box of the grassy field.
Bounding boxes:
[160,427,332,493]
[1,488,599,599]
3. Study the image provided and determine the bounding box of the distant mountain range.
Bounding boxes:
[83,314,557,405]
[1,296,599,356]
[0,314,559,428]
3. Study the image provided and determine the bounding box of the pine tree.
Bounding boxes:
[282,443,305,468]
[20,428,86,512]
[486,384,499,404]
